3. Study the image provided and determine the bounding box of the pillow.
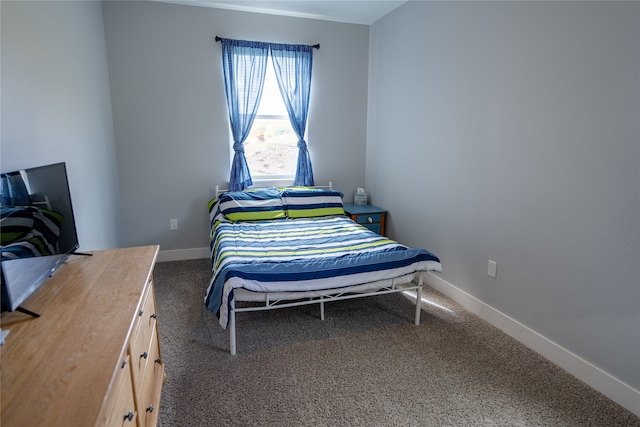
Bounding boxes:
[208,199,229,231]
[281,188,345,218]
[217,187,286,222]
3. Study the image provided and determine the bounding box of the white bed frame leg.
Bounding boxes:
[229,299,237,355]
[320,297,325,321]
[415,275,423,325]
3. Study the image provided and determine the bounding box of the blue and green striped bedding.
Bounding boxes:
[205,215,442,328]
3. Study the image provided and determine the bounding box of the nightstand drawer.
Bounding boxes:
[362,223,381,234]
[354,214,381,225]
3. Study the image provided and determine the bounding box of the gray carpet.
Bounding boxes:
[154,259,639,426]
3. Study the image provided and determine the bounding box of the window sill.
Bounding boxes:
[250,178,295,188]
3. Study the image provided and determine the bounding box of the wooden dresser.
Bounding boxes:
[0,245,164,427]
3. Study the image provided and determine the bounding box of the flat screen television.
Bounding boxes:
[0,162,81,315]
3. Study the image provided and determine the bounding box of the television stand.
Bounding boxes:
[71,251,93,256]
[15,306,40,318]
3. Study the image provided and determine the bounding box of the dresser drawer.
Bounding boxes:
[106,355,137,427]
[137,329,164,427]
[130,281,158,396]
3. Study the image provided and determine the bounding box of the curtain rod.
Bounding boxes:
[215,36,319,50]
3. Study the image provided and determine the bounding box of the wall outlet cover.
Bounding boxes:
[488,260,497,279]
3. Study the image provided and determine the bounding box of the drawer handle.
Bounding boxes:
[121,360,127,369]
[150,313,157,319]
[124,411,134,422]
[140,352,148,359]
[368,217,373,223]
[138,309,144,317]
[155,358,162,365]
[146,405,154,413]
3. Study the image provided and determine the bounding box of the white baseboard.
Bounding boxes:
[423,272,640,417]
[157,247,209,262]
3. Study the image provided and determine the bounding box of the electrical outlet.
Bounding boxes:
[170,219,178,230]
[488,260,497,279]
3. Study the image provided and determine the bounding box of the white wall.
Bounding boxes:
[1,0,120,251]
[101,1,370,256]
[368,0,639,401]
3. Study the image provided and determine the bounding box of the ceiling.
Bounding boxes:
[152,0,407,25]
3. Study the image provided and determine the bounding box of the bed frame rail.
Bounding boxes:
[227,273,424,355]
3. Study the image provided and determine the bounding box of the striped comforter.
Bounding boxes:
[205,216,442,328]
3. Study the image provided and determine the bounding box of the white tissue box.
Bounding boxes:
[354,193,368,205]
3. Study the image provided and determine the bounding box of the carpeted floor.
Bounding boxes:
[154,259,639,426]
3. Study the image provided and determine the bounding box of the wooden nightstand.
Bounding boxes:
[343,203,387,236]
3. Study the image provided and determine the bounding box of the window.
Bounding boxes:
[221,37,314,190]
[241,62,298,179]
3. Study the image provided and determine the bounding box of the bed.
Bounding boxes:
[205,186,442,354]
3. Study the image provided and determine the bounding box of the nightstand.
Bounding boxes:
[343,203,387,236]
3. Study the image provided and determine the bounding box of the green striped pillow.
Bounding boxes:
[218,188,286,222]
[281,188,345,218]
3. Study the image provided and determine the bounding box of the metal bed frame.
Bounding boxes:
[212,183,428,355]
[227,274,424,355]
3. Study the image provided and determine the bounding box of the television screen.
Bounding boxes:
[0,162,80,313]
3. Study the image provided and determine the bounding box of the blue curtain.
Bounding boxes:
[270,43,314,186]
[221,38,269,191]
